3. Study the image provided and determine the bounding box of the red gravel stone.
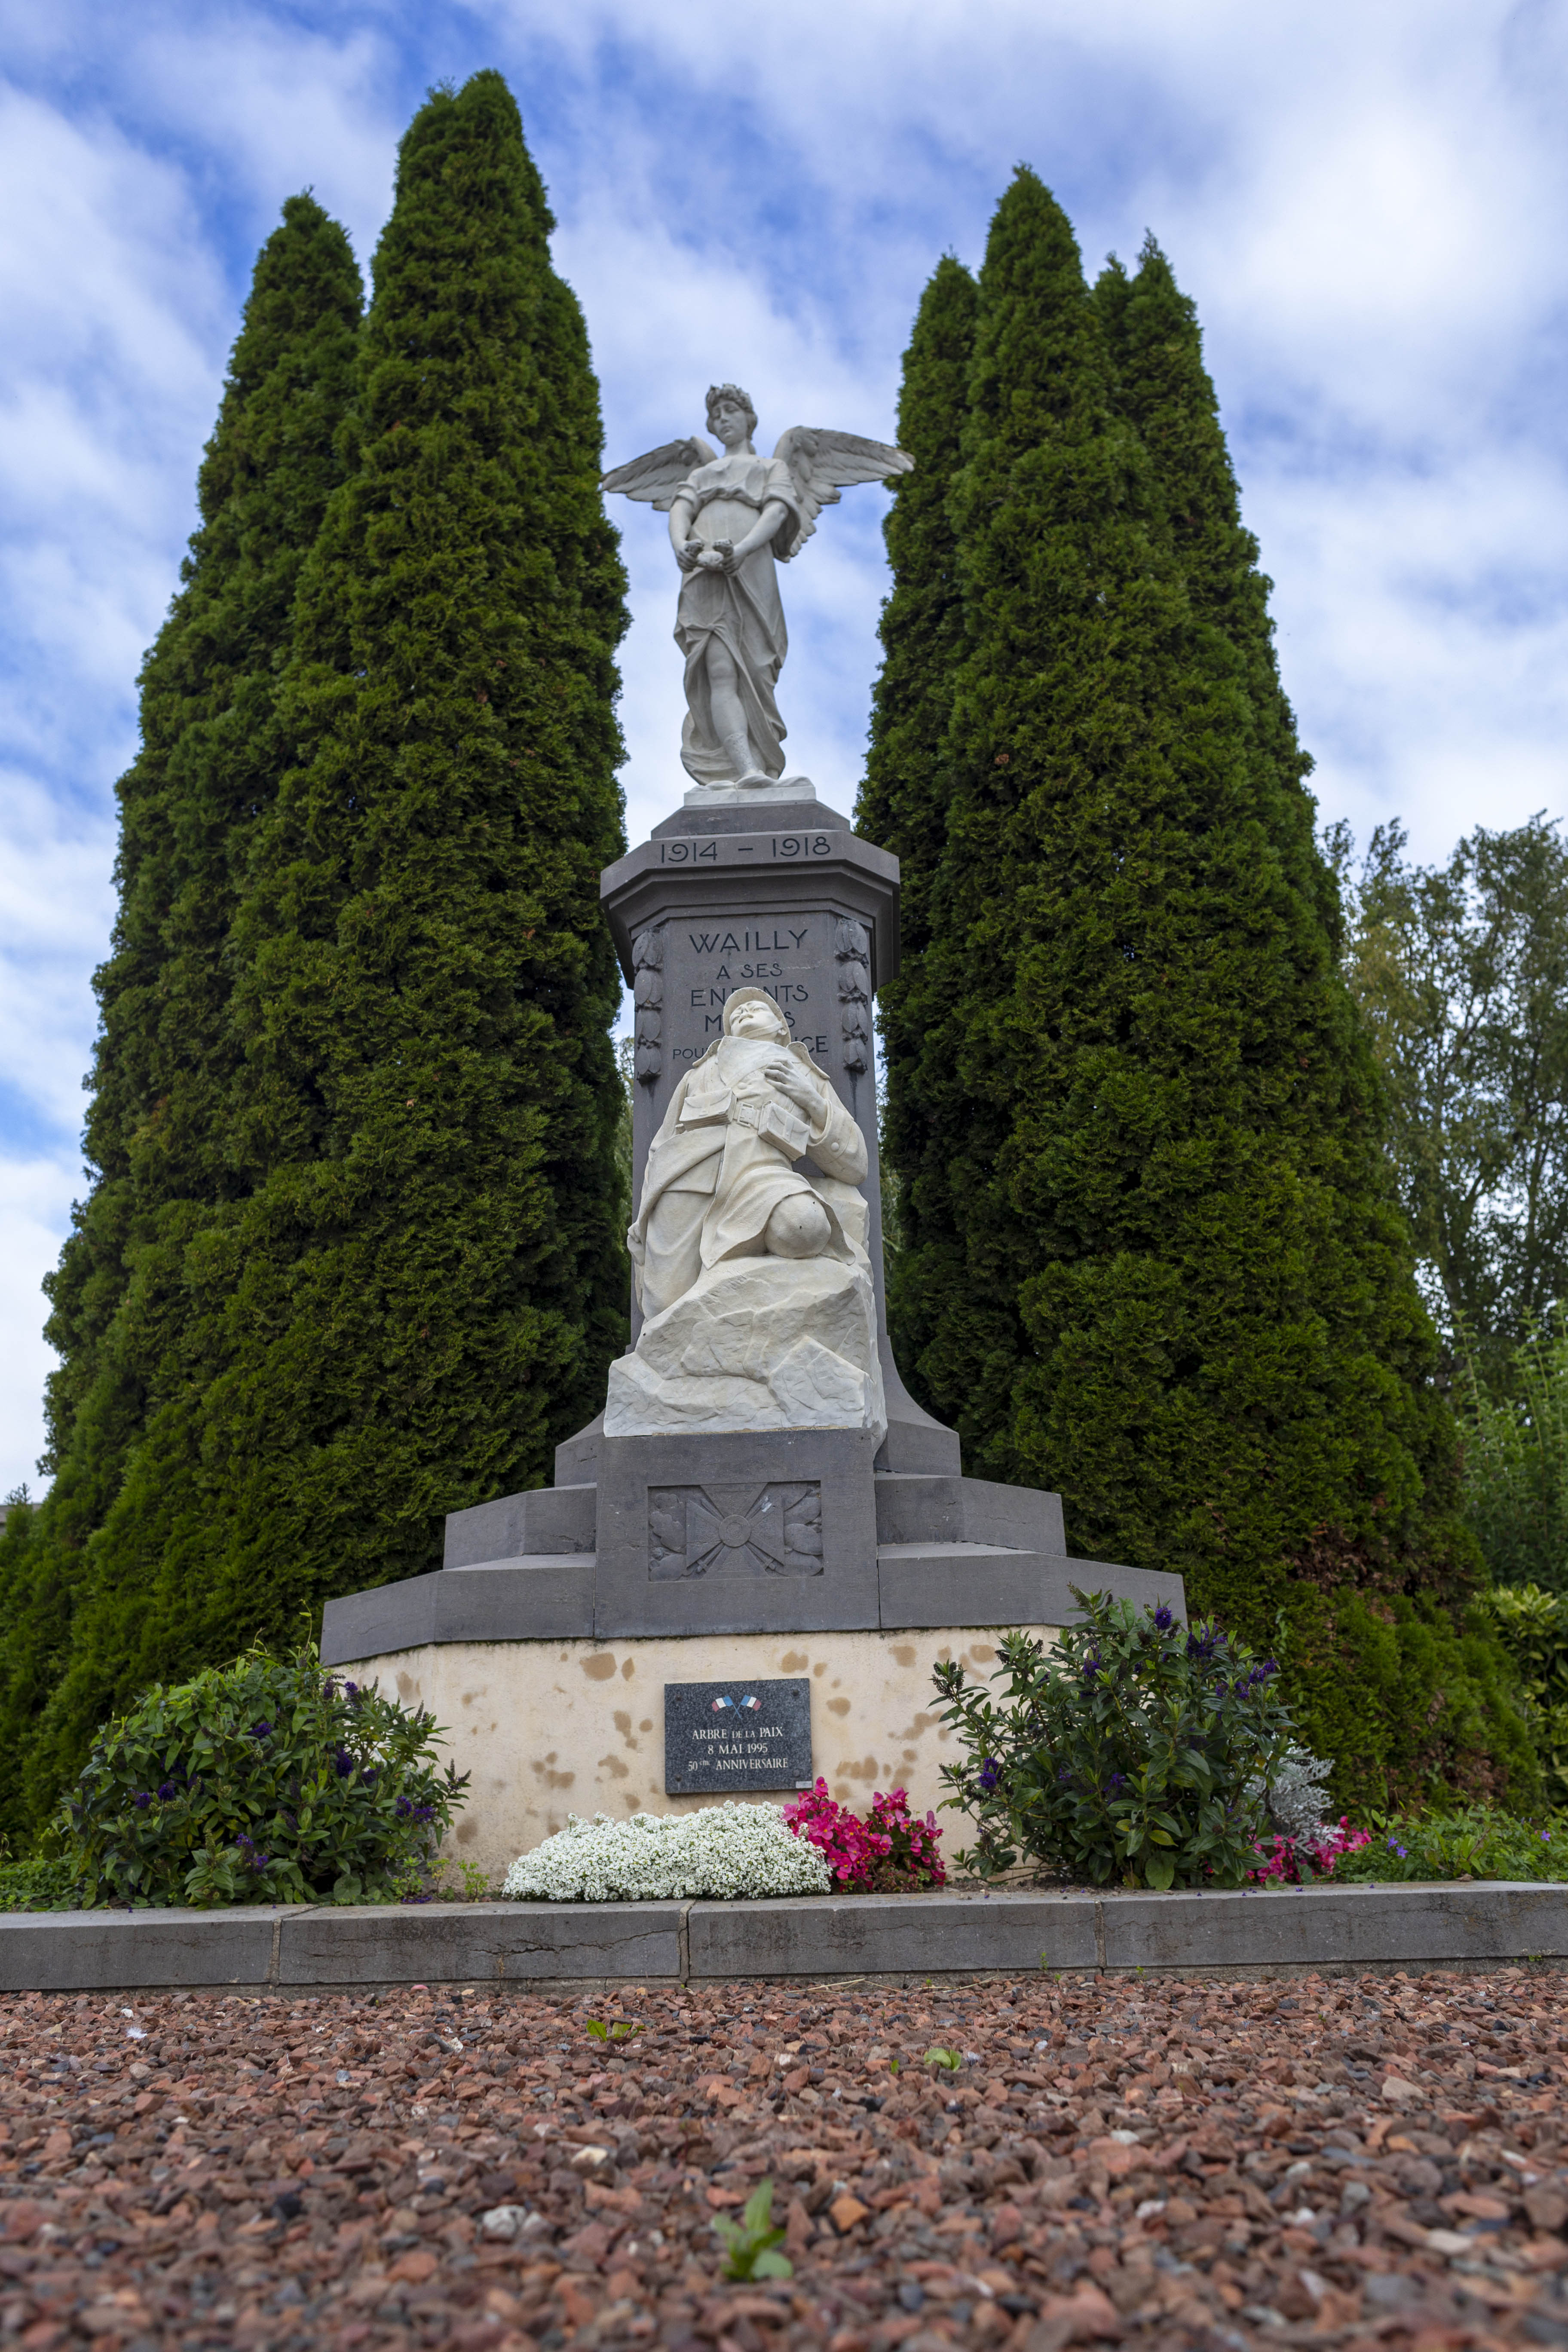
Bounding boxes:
[0,1966,1564,2351]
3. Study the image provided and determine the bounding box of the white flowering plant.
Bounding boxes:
[502,1802,833,1903]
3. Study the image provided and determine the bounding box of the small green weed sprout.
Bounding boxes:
[925,2046,962,2072]
[586,2018,644,2044]
[713,2179,792,2281]
[403,1855,494,1902]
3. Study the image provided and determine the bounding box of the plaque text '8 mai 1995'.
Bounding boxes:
[663,1678,813,1794]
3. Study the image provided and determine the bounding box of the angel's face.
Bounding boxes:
[709,398,753,453]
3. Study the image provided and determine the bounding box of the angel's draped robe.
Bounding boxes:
[627,1035,869,1321]
[674,453,803,786]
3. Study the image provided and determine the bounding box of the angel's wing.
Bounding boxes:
[772,427,914,554]
[600,435,717,511]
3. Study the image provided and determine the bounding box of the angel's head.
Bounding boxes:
[705,382,757,452]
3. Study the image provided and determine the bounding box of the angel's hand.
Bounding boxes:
[674,537,704,573]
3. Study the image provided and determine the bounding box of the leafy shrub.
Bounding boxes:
[502,1805,832,1902]
[1332,1803,1568,1883]
[781,1780,945,1890]
[1481,1581,1568,1807]
[931,1590,1295,1889]
[61,1643,469,1908]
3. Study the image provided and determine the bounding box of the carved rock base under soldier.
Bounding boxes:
[605,1254,884,1438]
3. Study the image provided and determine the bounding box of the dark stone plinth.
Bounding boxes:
[597,808,956,1476]
[322,1559,594,1659]
[595,1427,881,1635]
[318,1452,1189,1662]
[664,1676,813,1793]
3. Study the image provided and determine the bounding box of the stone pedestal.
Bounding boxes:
[318,784,1184,1873]
[321,1430,1176,1660]
[595,1427,882,1634]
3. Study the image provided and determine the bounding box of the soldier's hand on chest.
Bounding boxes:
[764,1054,823,1115]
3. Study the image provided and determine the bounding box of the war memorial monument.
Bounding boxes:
[321,384,1182,1877]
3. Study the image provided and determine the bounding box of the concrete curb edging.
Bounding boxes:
[2,1881,1565,1993]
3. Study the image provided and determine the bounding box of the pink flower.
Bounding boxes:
[1247,1815,1371,1885]
[782,1779,944,1890]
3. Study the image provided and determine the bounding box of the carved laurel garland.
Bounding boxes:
[632,924,665,1085]
[834,916,871,1074]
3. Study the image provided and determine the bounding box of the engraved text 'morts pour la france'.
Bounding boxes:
[664,1677,813,1793]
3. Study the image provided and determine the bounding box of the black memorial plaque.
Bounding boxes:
[664,1677,813,1794]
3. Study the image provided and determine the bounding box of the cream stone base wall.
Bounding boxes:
[362,1625,1060,1883]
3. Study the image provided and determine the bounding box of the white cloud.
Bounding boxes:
[5,0,1568,1485]
[505,0,1568,859]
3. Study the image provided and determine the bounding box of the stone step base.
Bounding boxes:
[440,1470,1066,1572]
[323,1546,1171,1659]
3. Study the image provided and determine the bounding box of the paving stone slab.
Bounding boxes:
[1098,1879,1568,1970]
[277,1902,684,1984]
[0,1906,280,1992]
[686,1890,1100,1978]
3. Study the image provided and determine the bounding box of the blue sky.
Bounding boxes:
[4,0,1568,1493]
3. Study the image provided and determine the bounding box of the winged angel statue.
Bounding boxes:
[602,384,912,797]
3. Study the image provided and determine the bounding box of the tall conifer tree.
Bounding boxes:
[6,77,630,1827]
[0,199,363,1836]
[858,254,976,1291]
[9,73,628,1819]
[1093,237,1335,937]
[859,255,977,952]
[874,172,1526,1803]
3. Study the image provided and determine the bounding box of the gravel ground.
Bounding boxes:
[1,1964,1566,2352]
